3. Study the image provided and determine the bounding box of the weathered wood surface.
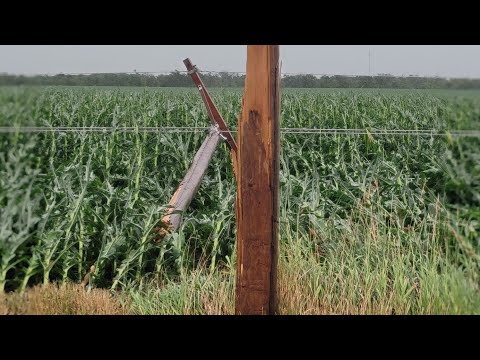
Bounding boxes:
[235,45,281,315]
[183,58,238,179]
[159,126,222,235]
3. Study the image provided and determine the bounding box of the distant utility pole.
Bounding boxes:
[369,48,371,76]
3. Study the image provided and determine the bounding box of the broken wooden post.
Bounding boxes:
[235,45,281,315]
[183,58,238,178]
[157,59,238,237]
[159,125,223,235]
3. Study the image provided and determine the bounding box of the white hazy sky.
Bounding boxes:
[1,45,480,78]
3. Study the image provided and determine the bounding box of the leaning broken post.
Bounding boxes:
[157,58,237,238]
[183,58,238,178]
[157,125,224,237]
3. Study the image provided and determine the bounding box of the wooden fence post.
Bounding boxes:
[235,45,281,315]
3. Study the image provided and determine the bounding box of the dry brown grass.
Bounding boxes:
[0,283,129,315]
[0,293,9,315]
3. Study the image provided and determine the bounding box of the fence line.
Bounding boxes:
[1,126,480,137]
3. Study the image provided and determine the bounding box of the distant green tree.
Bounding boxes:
[1,72,480,89]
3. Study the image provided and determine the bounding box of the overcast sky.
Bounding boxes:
[1,45,480,78]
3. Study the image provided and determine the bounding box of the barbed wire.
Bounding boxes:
[1,126,479,137]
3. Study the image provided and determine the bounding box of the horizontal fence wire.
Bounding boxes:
[1,126,480,137]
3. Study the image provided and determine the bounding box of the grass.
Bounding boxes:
[0,86,479,314]
[0,282,128,315]
[128,201,480,315]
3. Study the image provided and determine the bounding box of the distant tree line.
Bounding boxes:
[282,74,480,89]
[1,71,480,89]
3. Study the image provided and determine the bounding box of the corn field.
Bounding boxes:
[1,86,479,313]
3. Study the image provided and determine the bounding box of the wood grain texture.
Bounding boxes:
[183,58,238,180]
[159,126,222,235]
[235,45,280,315]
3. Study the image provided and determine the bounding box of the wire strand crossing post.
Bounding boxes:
[235,45,281,315]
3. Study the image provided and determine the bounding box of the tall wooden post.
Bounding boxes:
[235,45,281,315]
